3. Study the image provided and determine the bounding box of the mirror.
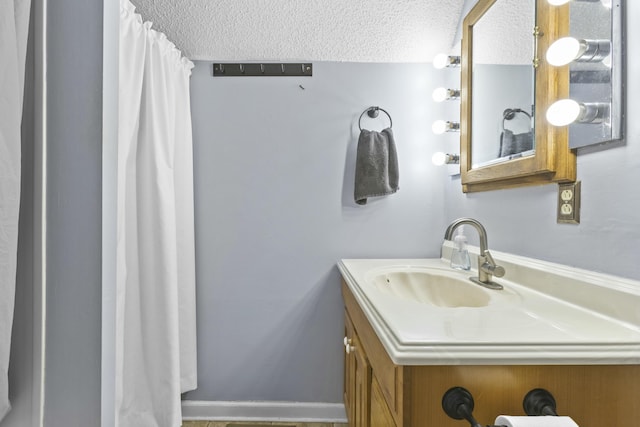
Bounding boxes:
[460,0,576,192]
[471,0,535,167]
[546,0,623,149]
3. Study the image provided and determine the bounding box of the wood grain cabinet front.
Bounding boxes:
[344,312,371,427]
[342,280,640,427]
[370,375,397,427]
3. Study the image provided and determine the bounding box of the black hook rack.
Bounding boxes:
[212,63,313,77]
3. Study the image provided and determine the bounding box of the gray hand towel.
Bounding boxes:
[499,129,534,157]
[354,128,399,205]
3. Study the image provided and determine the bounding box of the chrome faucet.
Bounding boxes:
[444,218,505,290]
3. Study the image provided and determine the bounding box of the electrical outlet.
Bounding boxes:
[557,181,581,224]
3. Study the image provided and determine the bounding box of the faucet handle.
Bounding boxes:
[483,263,505,278]
[481,251,505,278]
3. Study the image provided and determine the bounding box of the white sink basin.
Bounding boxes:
[339,256,640,365]
[370,270,490,308]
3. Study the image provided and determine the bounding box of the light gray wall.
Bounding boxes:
[445,2,640,281]
[186,2,640,407]
[2,6,36,427]
[44,0,103,424]
[185,62,451,402]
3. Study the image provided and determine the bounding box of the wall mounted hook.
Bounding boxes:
[358,106,392,131]
[367,107,380,118]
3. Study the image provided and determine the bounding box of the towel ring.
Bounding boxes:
[502,108,532,131]
[359,106,393,131]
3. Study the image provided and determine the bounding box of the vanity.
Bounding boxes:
[339,0,635,422]
[338,243,640,427]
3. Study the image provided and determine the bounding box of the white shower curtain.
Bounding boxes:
[117,1,197,425]
[0,0,31,421]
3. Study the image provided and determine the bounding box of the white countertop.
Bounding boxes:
[338,244,640,365]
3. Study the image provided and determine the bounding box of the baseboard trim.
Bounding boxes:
[182,400,348,423]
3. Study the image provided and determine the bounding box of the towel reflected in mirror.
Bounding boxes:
[499,129,534,158]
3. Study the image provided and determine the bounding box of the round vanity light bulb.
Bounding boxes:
[546,99,581,126]
[546,37,582,66]
[432,152,447,166]
[601,0,612,8]
[433,54,448,69]
[432,87,448,102]
[432,120,447,134]
[431,152,459,165]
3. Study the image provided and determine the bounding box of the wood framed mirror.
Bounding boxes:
[460,0,576,193]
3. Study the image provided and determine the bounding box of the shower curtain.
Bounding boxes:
[0,0,32,421]
[117,1,197,425]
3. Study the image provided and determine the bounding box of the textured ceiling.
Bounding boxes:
[472,0,535,65]
[130,0,467,62]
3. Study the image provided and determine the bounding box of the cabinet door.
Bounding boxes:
[370,375,397,427]
[344,314,356,425]
[344,313,371,427]
[353,333,370,427]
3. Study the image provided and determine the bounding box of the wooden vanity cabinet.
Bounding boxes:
[342,280,640,427]
[343,281,405,427]
[344,312,371,427]
[370,375,396,427]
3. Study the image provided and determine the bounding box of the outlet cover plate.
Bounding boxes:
[557,181,581,224]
